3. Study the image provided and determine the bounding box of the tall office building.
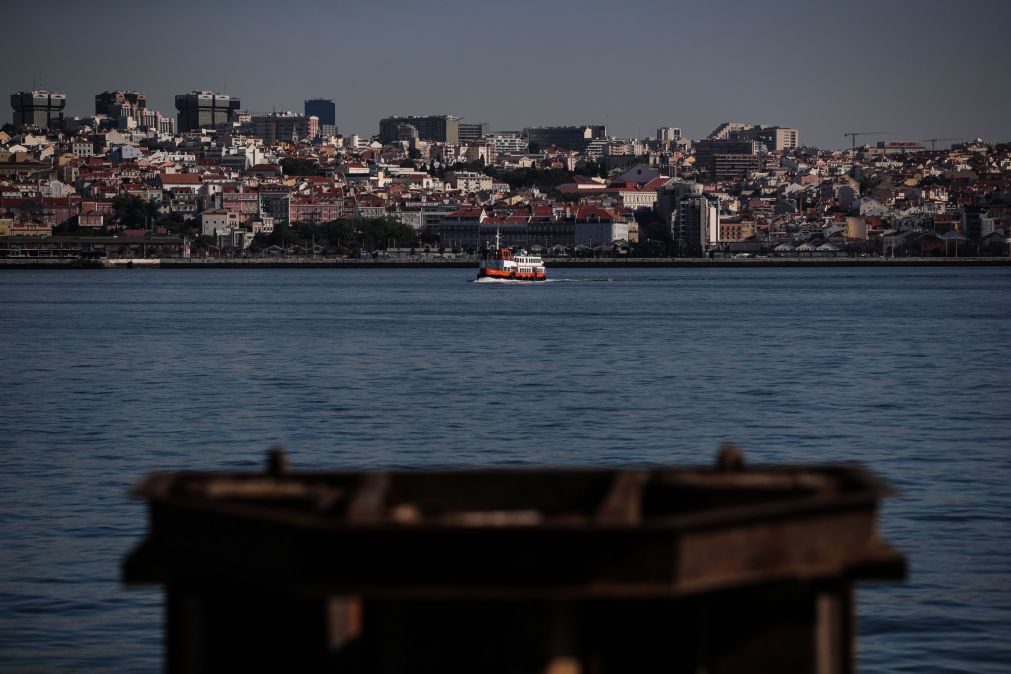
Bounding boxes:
[251,112,314,144]
[656,181,719,256]
[753,126,799,151]
[486,131,528,155]
[11,90,66,130]
[707,122,798,151]
[379,115,460,144]
[174,91,241,132]
[304,99,336,139]
[96,90,147,116]
[458,122,490,142]
[523,126,607,152]
[656,127,682,143]
[674,182,719,256]
[693,139,761,179]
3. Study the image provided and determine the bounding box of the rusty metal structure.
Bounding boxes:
[123,447,905,673]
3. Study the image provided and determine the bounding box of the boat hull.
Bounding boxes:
[477,268,547,282]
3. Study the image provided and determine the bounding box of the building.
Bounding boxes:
[304,99,336,139]
[199,209,239,236]
[95,90,146,116]
[707,122,752,140]
[11,90,66,130]
[753,126,799,151]
[379,115,460,144]
[707,122,798,151]
[175,91,240,132]
[656,181,719,255]
[675,184,719,256]
[656,127,682,143]
[458,122,490,143]
[693,139,761,179]
[251,113,312,144]
[718,219,756,242]
[875,141,927,155]
[486,132,528,155]
[524,126,607,152]
[445,171,493,193]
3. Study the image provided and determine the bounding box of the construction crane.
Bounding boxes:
[922,138,962,151]
[843,131,890,150]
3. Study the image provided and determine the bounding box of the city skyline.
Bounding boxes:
[4,0,1011,148]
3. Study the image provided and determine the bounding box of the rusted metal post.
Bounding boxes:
[123,447,904,673]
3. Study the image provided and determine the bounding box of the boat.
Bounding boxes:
[476,231,547,282]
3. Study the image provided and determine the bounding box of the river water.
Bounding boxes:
[1,267,1009,672]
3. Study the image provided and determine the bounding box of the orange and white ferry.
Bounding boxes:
[476,233,547,282]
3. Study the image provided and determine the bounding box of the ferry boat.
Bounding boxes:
[476,231,547,282]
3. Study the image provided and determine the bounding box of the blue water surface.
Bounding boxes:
[1,267,1009,672]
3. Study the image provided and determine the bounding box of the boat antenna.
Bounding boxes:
[496,225,501,250]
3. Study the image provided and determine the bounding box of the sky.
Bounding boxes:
[4,0,1010,149]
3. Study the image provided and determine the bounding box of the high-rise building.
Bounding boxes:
[304,99,335,139]
[175,91,241,132]
[486,132,528,155]
[707,122,752,140]
[251,112,313,144]
[707,122,798,151]
[656,181,719,256]
[379,115,460,144]
[11,90,66,130]
[304,98,335,126]
[656,127,682,143]
[523,126,607,152]
[693,139,761,179]
[752,126,799,151]
[458,122,490,143]
[674,182,719,256]
[96,90,147,116]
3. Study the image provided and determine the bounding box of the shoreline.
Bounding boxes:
[0,256,1009,270]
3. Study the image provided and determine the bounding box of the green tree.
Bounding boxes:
[112,195,159,228]
[157,213,197,239]
[280,158,323,176]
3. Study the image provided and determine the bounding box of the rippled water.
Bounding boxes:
[1,267,1009,672]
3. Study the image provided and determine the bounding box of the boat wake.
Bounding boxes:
[472,277,551,284]
[472,277,617,284]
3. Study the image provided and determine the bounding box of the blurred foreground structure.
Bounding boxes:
[123,448,905,673]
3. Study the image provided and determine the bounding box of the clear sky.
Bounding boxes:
[5,0,1010,148]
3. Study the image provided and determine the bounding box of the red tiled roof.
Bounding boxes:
[159,173,201,185]
[446,207,484,218]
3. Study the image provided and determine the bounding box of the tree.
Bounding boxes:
[157,213,197,239]
[280,158,323,176]
[112,195,159,228]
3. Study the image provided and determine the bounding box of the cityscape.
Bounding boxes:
[2,1,1011,671]
[2,86,1009,262]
